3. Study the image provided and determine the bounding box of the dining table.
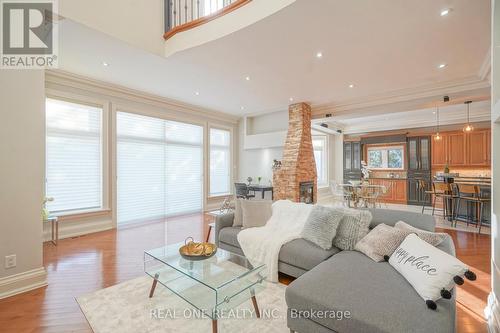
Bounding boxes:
[247,184,274,199]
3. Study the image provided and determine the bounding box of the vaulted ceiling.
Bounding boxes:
[57,0,491,117]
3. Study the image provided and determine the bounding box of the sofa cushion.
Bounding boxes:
[301,205,344,250]
[286,251,455,333]
[368,208,434,231]
[279,239,341,271]
[218,226,242,248]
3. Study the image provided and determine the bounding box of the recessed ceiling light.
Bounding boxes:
[440,8,451,16]
[316,52,323,58]
[194,91,200,96]
[102,62,109,67]
[240,106,245,110]
[289,97,294,102]
[349,84,355,88]
[438,63,447,69]
[245,76,251,81]
[433,111,436,114]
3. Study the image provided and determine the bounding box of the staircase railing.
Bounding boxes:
[164,0,252,40]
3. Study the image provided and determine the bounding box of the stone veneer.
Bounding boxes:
[273,102,317,203]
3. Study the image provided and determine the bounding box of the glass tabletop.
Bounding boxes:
[144,243,266,318]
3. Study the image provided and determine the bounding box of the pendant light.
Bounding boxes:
[434,106,441,141]
[463,101,474,133]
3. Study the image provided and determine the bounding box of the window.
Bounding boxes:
[367,146,405,170]
[117,112,203,224]
[313,136,328,186]
[45,98,103,213]
[210,128,231,196]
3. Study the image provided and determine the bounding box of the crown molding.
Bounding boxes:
[45,70,240,124]
[312,76,491,116]
[479,47,492,81]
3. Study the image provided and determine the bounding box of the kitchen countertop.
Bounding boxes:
[368,177,407,180]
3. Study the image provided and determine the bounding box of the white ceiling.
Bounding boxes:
[57,0,491,116]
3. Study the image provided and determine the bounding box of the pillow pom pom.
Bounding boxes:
[464,270,476,281]
[440,289,452,299]
[453,276,464,285]
[383,255,390,262]
[426,300,437,310]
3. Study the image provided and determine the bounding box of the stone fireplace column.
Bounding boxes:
[273,102,317,203]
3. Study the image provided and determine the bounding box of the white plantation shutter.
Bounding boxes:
[210,128,231,196]
[117,112,203,224]
[45,98,103,213]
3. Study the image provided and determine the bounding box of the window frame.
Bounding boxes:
[208,125,233,198]
[312,135,329,188]
[45,93,110,216]
[366,145,405,170]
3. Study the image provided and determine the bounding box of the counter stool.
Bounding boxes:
[453,184,490,233]
[432,182,455,224]
[418,179,433,214]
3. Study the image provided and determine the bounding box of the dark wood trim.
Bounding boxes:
[164,0,252,40]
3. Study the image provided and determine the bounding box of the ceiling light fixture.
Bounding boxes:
[316,52,323,58]
[289,97,294,102]
[194,91,200,96]
[349,84,355,88]
[240,106,245,110]
[440,8,451,16]
[102,62,109,67]
[463,101,474,132]
[245,76,251,81]
[434,106,441,141]
[438,63,447,69]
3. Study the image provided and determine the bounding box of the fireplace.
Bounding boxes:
[299,181,314,204]
[272,102,317,203]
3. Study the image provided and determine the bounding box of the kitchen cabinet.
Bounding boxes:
[407,136,431,172]
[468,130,488,166]
[448,133,467,166]
[407,176,432,206]
[431,135,448,166]
[431,129,491,167]
[368,179,407,204]
[343,141,362,182]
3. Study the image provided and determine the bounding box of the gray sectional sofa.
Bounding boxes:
[215,208,456,333]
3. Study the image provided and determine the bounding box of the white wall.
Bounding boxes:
[59,0,164,55]
[488,0,500,329]
[0,70,47,297]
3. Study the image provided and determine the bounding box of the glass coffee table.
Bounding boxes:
[144,244,266,332]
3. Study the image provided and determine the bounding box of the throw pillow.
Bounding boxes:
[333,208,372,251]
[301,206,344,250]
[241,200,273,229]
[389,234,476,310]
[394,221,447,246]
[354,224,408,262]
[233,199,243,227]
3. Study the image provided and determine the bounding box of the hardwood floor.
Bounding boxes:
[0,213,490,332]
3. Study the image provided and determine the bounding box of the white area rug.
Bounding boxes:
[77,276,289,333]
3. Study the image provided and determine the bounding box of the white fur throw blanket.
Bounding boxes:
[237,200,313,282]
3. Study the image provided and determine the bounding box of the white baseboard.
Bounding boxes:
[0,267,47,300]
[43,218,113,242]
[486,292,500,333]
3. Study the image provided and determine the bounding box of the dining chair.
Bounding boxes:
[234,183,255,199]
[338,184,356,207]
[359,185,383,208]
[330,182,347,207]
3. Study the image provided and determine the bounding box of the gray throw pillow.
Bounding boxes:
[355,224,409,262]
[241,200,273,229]
[301,206,344,250]
[394,221,447,246]
[333,207,372,251]
[233,198,243,227]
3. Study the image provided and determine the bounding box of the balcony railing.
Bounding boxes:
[164,0,252,40]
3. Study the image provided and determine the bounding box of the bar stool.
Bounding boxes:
[453,184,490,233]
[432,182,455,224]
[418,179,433,214]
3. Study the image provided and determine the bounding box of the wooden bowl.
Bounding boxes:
[179,241,217,261]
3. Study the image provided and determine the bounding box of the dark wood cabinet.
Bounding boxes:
[407,136,432,206]
[407,136,431,172]
[343,141,362,181]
